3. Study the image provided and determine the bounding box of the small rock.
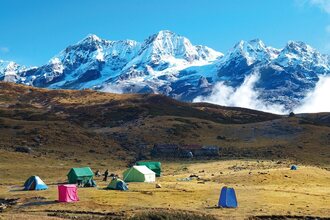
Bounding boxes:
[189,174,199,178]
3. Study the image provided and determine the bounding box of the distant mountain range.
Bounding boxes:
[1,30,329,112]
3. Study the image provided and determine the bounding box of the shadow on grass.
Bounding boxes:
[130,210,217,220]
[9,188,25,192]
[9,188,48,192]
[21,200,58,207]
[205,206,221,210]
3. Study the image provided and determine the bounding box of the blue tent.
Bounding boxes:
[290,165,298,170]
[116,180,128,191]
[218,186,238,208]
[107,178,128,191]
[24,176,48,190]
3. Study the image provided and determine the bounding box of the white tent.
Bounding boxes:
[123,165,156,182]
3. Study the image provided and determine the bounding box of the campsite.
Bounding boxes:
[0,152,329,219]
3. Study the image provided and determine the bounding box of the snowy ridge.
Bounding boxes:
[274,41,329,70]
[217,39,281,69]
[127,30,222,68]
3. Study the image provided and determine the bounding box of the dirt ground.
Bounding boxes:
[0,151,329,219]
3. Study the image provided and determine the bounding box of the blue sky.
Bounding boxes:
[0,0,329,66]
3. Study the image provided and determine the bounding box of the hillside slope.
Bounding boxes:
[0,82,329,167]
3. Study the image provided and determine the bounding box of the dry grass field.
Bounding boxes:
[0,150,329,219]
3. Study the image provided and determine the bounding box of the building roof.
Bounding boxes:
[154,144,179,149]
[181,144,203,150]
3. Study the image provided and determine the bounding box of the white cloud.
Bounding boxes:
[193,72,286,114]
[309,0,330,13]
[295,75,330,113]
[326,25,330,33]
[0,47,9,53]
[193,72,330,114]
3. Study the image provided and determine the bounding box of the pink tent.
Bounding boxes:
[58,184,79,202]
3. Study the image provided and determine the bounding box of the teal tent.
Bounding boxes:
[136,161,161,177]
[67,167,95,186]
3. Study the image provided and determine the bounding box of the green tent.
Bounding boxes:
[107,178,128,191]
[67,167,94,185]
[123,165,156,182]
[136,161,161,177]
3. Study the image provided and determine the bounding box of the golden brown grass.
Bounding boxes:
[0,152,329,219]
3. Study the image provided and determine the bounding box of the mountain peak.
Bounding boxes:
[140,30,195,61]
[79,34,103,45]
[285,41,315,54]
[247,39,266,48]
[234,39,267,51]
[146,30,184,44]
[134,30,221,67]
[223,39,277,66]
[274,40,327,68]
[155,30,176,37]
[287,40,308,47]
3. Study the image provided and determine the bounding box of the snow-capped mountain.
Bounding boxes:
[0,30,329,112]
[213,40,329,109]
[0,60,26,82]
